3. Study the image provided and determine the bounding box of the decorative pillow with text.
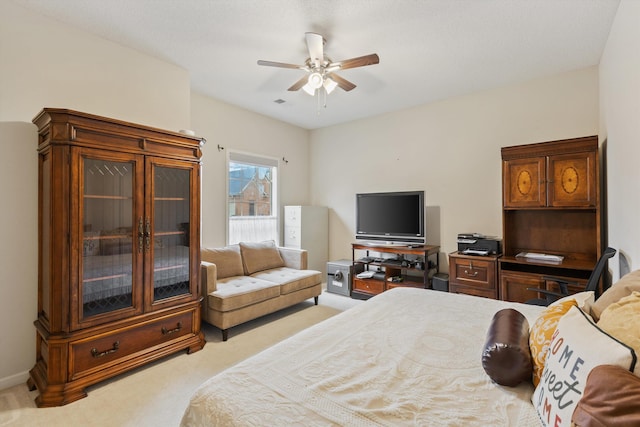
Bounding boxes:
[531,306,637,427]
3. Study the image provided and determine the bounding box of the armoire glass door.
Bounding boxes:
[150,163,193,304]
[80,153,143,323]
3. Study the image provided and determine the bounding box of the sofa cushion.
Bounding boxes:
[239,240,285,275]
[202,245,244,279]
[251,267,322,294]
[209,276,280,312]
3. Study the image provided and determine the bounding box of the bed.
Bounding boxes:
[180,288,547,426]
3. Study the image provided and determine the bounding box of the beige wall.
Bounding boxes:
[599,0,640,280]
[0,122,39,390]
[0,2,191,129]
[0,1,189,390]
[190,92,311,248]
[310,67,600,266]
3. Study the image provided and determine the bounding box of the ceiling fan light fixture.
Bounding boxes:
[323,77,337,94]
[302,83,316,96]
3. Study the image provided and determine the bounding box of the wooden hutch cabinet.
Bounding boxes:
[28,109,206,407]
[499,136,602,303]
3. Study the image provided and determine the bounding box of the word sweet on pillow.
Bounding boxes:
[482,308,532,387]
[597,291,640,376]
[532,306,637,427]
[529,299,577,386]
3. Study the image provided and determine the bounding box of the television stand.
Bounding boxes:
[351,243,440,299]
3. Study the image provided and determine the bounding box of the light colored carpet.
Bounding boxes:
[0,291,362,427]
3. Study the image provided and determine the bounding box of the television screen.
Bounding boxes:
[355,191,425,244]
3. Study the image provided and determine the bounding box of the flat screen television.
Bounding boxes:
[355,191,425,245]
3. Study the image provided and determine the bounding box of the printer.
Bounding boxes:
[457,233,502,255]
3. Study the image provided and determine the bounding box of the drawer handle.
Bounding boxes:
[161,322,182,335]
[464,269,478,277]
[91,341,120,358]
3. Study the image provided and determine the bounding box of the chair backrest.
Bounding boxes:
[585,247,617,296]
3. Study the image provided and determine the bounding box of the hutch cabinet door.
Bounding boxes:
[72,148,145,329]
[547,151,597,207]
[499,271,545,303]
[503,157,546,208]
[145,157,200,311]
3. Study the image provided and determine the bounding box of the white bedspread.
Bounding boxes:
[181,288,544,426]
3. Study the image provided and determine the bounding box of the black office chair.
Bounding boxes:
[525,247,617,306]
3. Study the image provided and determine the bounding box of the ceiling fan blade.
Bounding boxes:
[257,60,306,70]
[328,73,356,92]
[287,75,309,91]
[305,32,324,68]
[329,53,380,71]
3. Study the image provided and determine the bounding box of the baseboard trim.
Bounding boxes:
[0,371,29,391]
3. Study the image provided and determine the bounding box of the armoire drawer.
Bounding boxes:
[70,310,194,379]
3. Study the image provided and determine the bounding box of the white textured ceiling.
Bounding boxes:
[12,0,620,130]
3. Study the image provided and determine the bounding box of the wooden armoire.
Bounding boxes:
[28,109,206,407]
[499,136,603,303]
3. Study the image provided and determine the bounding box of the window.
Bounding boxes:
[227,151,279,245]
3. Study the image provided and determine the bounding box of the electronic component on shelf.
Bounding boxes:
[356,271,376,279]
[457,233,502,255]
[462,248,490,256]
[516,252,564,263]
[373,271,386,281]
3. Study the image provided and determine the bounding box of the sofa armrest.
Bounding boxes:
[201,261,218,294]
[278,247,308,270]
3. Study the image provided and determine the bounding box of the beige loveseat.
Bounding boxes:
[201,240,323,340]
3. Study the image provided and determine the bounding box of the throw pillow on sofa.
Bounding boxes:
[202,245,244,279]
[239,240,285,275]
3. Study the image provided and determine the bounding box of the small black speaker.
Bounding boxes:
[432,273,449,292]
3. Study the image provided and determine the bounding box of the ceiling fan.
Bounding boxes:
[257,32,379,97]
